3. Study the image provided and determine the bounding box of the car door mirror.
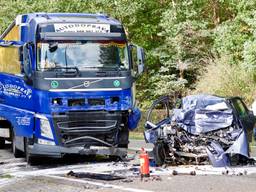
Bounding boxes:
[248,110,255,119]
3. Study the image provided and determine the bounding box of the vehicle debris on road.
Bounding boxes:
[144,94,255,167]
[172,170,196,176]
[66,170,126,181]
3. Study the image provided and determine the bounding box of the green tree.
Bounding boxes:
[152,0,214,99]
[2,0,256,107]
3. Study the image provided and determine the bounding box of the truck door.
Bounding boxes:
[0,43,34,137]
[0,45,33,109]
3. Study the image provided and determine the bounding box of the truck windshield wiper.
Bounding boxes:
[57,66,80,77]
[43,66,80,77]
[79,65,122,70]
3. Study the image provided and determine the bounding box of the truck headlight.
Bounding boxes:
[40,119,54,139]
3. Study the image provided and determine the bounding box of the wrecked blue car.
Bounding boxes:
[144,94,255,167]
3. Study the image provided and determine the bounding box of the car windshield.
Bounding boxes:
[37,40,129,71]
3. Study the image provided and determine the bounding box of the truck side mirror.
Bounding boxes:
[129,44,145,79]
[136,46,145,75]
[23,43,33,85]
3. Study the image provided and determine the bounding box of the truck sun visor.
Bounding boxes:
[39,32,125,41]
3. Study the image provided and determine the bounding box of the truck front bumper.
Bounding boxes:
[28,143,127,158]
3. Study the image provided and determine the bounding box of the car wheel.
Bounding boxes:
[24,138,37,165]
[0,137,5,149]
[109,155,121,161]
[153,142,166,166]
[12,131,24,158]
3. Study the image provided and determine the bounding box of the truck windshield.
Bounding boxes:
[37,40,129,71]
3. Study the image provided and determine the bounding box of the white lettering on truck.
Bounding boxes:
[54,23,110,33]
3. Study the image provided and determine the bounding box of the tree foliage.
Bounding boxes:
[1,0,256,106]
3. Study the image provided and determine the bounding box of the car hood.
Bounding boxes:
[172,94,233,134]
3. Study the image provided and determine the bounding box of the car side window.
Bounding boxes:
[232,99,248,117]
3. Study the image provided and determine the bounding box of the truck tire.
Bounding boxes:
[153,142,166,166]
[24,138,37,165]
[12,131,24,158]
[0,137,5,149]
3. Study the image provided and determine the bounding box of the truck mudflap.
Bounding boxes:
[28,143,127,158]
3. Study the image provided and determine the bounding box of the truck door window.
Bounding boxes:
[37,40,129,71]
[0,46,20,74]
[131,47,137,70]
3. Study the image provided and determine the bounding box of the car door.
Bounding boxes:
[230,98,255,142]
[145,96,171,130]
[144,96,172,144]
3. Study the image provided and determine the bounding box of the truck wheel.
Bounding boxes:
[24,138,37,165]
[0,137,5,149]
[12,131,24,158]
[153,142,166,166]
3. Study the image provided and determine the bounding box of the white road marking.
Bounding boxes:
[0,178,18,188]
[1,162,133,178]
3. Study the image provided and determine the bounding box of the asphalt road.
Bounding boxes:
[1,140,256,192]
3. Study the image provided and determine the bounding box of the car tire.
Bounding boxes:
[153,142,166,166]
[109,155,121,161]
[12,131,24,158]
[24,138,37,165]
[0,137,5,149]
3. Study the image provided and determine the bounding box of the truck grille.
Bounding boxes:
[52,111,122,147]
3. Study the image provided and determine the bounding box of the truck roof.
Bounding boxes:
[1,13,124,41]
[24,12,122,25]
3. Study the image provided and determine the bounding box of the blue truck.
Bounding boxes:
[0,13,144,164]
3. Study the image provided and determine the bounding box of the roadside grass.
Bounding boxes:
[129,109,166,140]
[129,131,144,140]
[0,174,13,179]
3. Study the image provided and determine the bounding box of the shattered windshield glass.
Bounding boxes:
[37,40,129,71]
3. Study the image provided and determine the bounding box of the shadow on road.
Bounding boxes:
[34,154,120,168]
[1,143,122,168]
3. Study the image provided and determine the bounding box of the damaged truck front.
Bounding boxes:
[0,13,144,164]
[144,95,255,167]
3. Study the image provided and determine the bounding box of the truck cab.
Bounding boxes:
[0,13,144,164]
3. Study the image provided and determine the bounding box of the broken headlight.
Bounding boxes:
[40,118,54,139]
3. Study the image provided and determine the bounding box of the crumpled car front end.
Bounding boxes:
[144,94,254,167]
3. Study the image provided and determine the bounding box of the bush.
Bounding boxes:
[195,56,256,104]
